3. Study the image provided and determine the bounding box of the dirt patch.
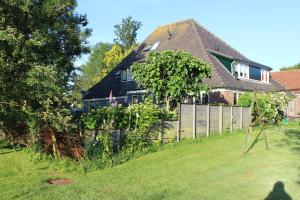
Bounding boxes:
[47,179,73,185]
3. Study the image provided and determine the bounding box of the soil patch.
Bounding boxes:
[47,179,73,185]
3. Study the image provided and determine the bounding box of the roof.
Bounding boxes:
[84,19,285,99]
[271,69,300,91]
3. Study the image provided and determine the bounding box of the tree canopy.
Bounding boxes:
[280,62,300,71]
[0,0,90,148]
[113,16,142,49]
[131,50,211,109]
[77,42,112,91]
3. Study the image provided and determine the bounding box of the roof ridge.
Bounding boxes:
[155,18,194,30]
[190,20,229,86]
[189,20,213,64]
[192,19,248,60]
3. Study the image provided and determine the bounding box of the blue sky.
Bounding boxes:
[76,0,300,71]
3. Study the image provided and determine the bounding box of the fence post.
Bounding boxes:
[177,102,181,142]
[206,105,210,137]
[230,106,233,132]
[219,105,223,135]
[193,98,196,139]
[240,107,243,129]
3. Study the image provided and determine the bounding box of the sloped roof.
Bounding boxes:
[271,69,300,91]
[84,19,285,99]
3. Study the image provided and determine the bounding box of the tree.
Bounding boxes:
[131,50,211,110]
[280,62,300,71]
[103,44,133,75]
[77,42,112,91]
[113,16,142,49]
[0,0,90,150]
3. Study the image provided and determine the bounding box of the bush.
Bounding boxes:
[81,101,174,165]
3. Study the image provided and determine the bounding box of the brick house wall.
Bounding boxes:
[292,90,300,118]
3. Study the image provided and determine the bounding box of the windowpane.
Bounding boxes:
[240,64,244,77]
[234,64,239,77]
[121,70,127,81]
[249,66,261,80]
[127,68,133,81]
[244,65,249,78]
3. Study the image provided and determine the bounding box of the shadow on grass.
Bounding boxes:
[264,181,292,200]
[279,128,300,187]
[0,149,14,155]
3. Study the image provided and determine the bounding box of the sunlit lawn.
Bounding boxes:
[1,122,300,200]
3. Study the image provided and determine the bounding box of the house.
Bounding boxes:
[271,69,300,118]
[83,19,285,112]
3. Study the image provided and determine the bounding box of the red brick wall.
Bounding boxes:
[293,90,300,118]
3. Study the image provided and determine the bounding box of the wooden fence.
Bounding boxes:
[160,103,251,142]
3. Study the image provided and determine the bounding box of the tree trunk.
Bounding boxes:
[165,97,170,111]
[50,129,60,158]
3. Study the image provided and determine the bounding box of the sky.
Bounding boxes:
[76,0,300,71]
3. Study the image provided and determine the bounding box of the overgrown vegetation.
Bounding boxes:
[80,101,176,169]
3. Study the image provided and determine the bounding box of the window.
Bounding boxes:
[249,66,261,81]
[233,63,249,79]
[261,69,269,83]
[150,41,160,50]
[132,95,139,104]
[121,70,127,82]
[127,68,133,81]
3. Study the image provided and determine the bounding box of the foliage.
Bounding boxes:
[113,16,142,49]
[131,50,211,109]
[103,44,133,75]
[280,62,300,71]
[81,102,169,159]
[0,0,90,152]
[77,42,112,91]
[238,92,289,126]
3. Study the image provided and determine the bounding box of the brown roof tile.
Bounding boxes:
[271,69,300,91]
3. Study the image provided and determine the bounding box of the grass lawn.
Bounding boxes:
[1,123,300,200]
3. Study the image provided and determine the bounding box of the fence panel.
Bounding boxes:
[196,105,207,137]
[242,107,250,129]
[180,104,193,138]
[209,106,220,135]
[222,106,231,132]
[232,107,241,131]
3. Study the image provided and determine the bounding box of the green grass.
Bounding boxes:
[1,123,300,200]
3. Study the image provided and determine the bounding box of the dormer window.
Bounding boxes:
[233,62,269,83]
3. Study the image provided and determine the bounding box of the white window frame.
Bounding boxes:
[121,69,127,82]
[233,63,250,79]
[261,69,269,83]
